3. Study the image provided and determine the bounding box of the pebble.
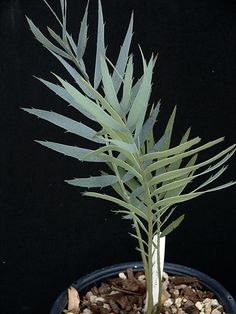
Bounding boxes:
[212,309,221,314]
[163,272,169,280]
[85,291,93,299]
[118,272,127,280]
[175,284,187,289]
[162,290,171,303]
[110,291,120,295]
[82,309,92,314]
[138,275,146,282]
[164,298,173,307]
[170,288,178,295]
[175,297,182,308]
[95,297,105,303]
[195,301,203,310]
[170,305,177,313]
[211,299,220,307]
[89,295,97,303]
[205,301,211,314]
[103,303,111,311]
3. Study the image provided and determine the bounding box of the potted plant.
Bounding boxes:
[23,1,236,313]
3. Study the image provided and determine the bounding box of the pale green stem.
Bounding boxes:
[132,217,149,277]
[139,164,154,314]
[156,209,162,314]
[107,144,149,278]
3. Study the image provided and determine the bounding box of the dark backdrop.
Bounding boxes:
[1,0,236,313]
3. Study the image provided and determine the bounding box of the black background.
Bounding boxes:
[1,0,236,313]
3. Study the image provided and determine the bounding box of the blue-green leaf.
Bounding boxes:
[35,140,103,162]
[112,12,134,93]
[145,137,224,174]
[94,0,106,89]
[127,56,155,134]
[49,52,93,98]
[77,1,89,60]
[26,17,70,59]
[36,77,94,120]
[161,215,185,237]
[47,27,71,53]
[84,191,147,220]
[201,181,236,193]
[139,101,160,145]
[22,108,104,143]
[65,175,118,188]
[121,55,134,115]
[108,139,138,154]
[154,192,203,209]
[54,74,125,131]
[100,56,121,113]
[149,144,235,187]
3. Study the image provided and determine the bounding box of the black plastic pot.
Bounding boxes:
[50,262,236,314]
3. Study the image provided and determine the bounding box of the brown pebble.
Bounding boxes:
[204,291,214,299]
[127,268,134,280]
[116,296,128,310]
[182,300,195,313]
[182,287,199,303]
[90,304,99,313]
[91,287,99,296]
[134,271,144,279]
[108,300,120,314]
[98,283,111,295]
[99,307,110,314]
[105,292,124,302]
[97,301,104,307]
[172,276,198,285]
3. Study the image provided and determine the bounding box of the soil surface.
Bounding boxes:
[65,269,225,314]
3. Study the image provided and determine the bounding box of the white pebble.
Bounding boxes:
[103,303,111,310]
[175,284,187,289]
[211,299,220,307]
[195,301,203,311]
[89,295,97,303]
[211,309,221,314]
[175,297,182,308]
[164,299,173,307]
[163,272,169,280]
[170,306,177,313]
[82,309,92,314]
[138,275,146,281]
[95,297,105,303]
[119,272,127,280]
[85,291,93,299]
[204,301,211,314]
[110,290,120,295]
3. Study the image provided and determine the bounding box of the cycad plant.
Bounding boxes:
[23,1,235,314]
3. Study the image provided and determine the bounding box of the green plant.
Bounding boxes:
[23,1,235,313]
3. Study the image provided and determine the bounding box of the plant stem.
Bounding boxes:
[139,164,154,314]
[156,210,162,314]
